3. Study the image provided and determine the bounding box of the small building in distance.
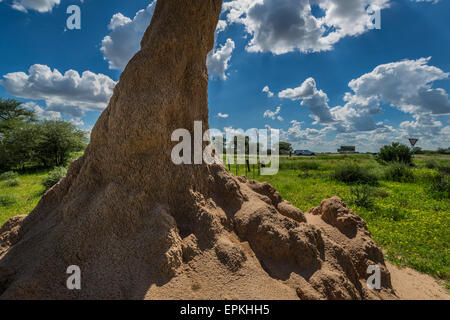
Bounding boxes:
[338,146,356,154]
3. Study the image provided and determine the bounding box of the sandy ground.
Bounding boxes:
[387,262,449,300]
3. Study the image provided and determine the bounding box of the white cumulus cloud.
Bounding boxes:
[101,2,156,71]
[22,101,61,121]
[279,77,335,124]
[9,0,61,13]
[264,105,283,121]
[279,58,450,134]
[0,64,117,118]
[222,0,390,55]
[207,39,235,80]
[262,85,274,98]
[348,57,450,116]
[101,2,233,80]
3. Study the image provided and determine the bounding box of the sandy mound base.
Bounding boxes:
[1,182,446,300]
[387,262,449,300]
[0,169,398,299]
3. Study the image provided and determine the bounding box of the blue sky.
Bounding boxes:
[0,0,449,152]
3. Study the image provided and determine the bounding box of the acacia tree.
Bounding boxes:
[0,98,88,170]
[0,98,35,134]
[34,121,87,167]
[0,98,37,170]
[276,142,293,155]
[0,123,39,170]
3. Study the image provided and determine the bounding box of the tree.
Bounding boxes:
[437,148,450,155]
[276,142,293,155]
[34,121,87,167]
[0,98,35,134]
[376,142,413,165]
[0,123,39,170]
[0,120,88,171]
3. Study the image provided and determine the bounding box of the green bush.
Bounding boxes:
[438,165,450,176]
[376,142,413,165]
[384,162,414,182]
[425,160,439,169]
[297,172,311,179]
[437,148,450,155]
[413,168,437,183]
[349,185,375,209]
[279,160,320,171]
[333,163,378,185]
[377,206,408,221]
[296,161,320,171]
[374,189,390,198]
[42,167,67,191]
[0,171,18,181]
[2,178,20,187]
[0,194,17,207]
[428,174,450,199]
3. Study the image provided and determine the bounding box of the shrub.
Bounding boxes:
[279,160,320,171]
[384,162,414,182]
[374,189,390,198]
[296,161,319,171]
[413,168,436,183]
[349,185,375,209]
[428,174,450,199]
[425,160,439,169]
[3,178,20,187]
[42,167,67,191]
[0,194,17,207]
[377,206,408,221]
[376,142,413,165]
[333,163,378,185]
[0,171,18,181]
[438,165,450,176]
[437,148,450,155]
[298,172,311,179]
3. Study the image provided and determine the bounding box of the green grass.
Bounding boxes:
[0,170,49,225]
[241,154,449,281]
[0,153,449,285]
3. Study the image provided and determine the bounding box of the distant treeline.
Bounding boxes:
[412,147,450,155]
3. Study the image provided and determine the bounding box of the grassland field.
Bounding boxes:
[1,153,449,288]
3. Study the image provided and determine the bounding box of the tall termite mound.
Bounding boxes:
[0,0,397,299]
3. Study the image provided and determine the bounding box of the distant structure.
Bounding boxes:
[338,146,356,154]
[294,150,316,156]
